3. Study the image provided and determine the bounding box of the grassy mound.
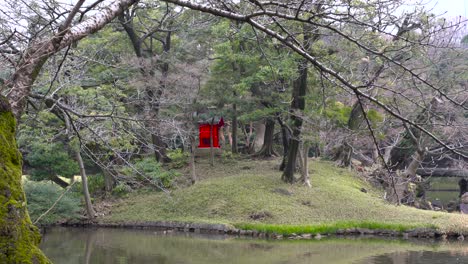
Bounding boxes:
[104,158,468,234]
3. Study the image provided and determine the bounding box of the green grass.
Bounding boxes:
[235,221,436,235]
[104,157,468,234]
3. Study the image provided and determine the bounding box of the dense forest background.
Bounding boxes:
[0,0,467,262]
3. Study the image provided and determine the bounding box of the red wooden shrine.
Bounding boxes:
[198,118,224,148]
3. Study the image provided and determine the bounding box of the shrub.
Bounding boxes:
[112,183,132,197]
[167,149,189,169]
[24,142,79,181]
[24,181,81,225]
[221,151,238,164]
[87,174,106,195]
[73,174,105,196]
[121,157,180,189]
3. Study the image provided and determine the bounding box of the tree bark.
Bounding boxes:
[1,1,139,261]
[226,123,233,146]
[245,122,255,153]
[232,100,238,154]
[0,97,50,263]
[282,58,308,183]
[50,175,70,188]
[189,135,197,184]
[210,118,215,166]
[282,21,317,182]
[253,118,277,158]
[253,121,265,152]
[153,31,172,163]
[404,149,425,179]
[219,126,226,147]
[277,115,291,171]
[103,169,116,193]
[298,143,311,187]
[76,150,96,219]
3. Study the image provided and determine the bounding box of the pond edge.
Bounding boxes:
[46,220,467,241]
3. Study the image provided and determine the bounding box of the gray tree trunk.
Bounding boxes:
[189,135,197,184]
[76,150,96,219]
[253,118,277,158]
[253,121,266,152]
[0,1,139,261]
[210,118,215,166]
[302,145,311,187]
[232,101,238,154]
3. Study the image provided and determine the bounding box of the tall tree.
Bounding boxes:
[118,3,181,162]
[0,0,139,261]
[162,0,467,184]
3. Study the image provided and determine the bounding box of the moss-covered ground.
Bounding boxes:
[104,157,468,235]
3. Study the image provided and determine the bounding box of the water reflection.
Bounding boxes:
[361,250,468,264]
[40,227,468,264]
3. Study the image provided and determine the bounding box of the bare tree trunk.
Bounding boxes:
[189,135,197,184]
[253,118,277,158]
[219,126,226,147]
[242,121,255,153]
[297,144,304,177]
[253,121,265,152]
[0,97,50,263]
[226,123,233,146]
[282,22,317,182]
[51,175,70,188]
[371,143,379,162]
[0,1,139,261]
[232,101,238,154]
[242,122,251,148]
[282,57,308,182]
[300,144,311,187]
[103,169,116,193]
[404,149,425,178]
[210,118,215,166]
[278,115,291,171]
[283,138,301,183]
[76,150,96,219]
[332,140,353,167]
[152,132,170,163]
[383,145,393,164]
[153,31,172,163]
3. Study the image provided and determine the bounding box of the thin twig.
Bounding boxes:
[33,181,77,225]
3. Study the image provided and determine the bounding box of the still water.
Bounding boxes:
[40,227,468,264]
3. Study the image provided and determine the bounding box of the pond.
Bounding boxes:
[40,227,468,264]
[426,177,460,206]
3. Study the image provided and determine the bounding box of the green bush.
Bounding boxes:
[122,157,180,189]
[167,149,189,169]
[221,150,239,164]
[73,174,105,196]
[25,142,79,181]
[112,183,132,197]
[87,174,106,194]
[24,181,81,225]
